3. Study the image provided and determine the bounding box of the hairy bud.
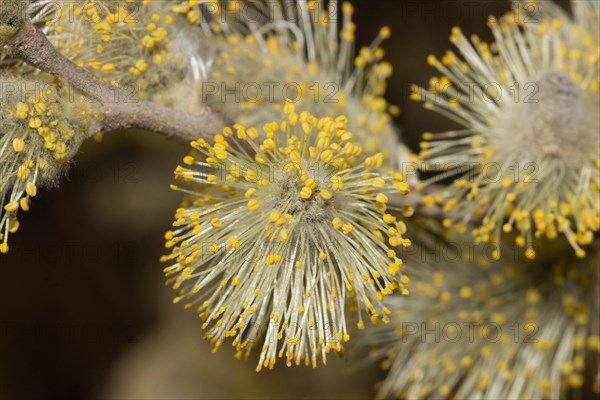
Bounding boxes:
[0,0,30,47]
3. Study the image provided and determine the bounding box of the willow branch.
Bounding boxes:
[7,23,225,142]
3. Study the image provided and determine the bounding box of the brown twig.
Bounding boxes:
[8,23,225,142]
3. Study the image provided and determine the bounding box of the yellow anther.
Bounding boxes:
[459,287,472,299]
[376,193,389,204]
[101,63,115,73]
[248,199,260,211]
[266,254,282,264]
[379,26,391,39]
[19,198,29,212]
[141,35,155,49]
[525,247,536,259]
[29,118,42,129]
[12,139,25,152]
[332,217,343,230]
[279,229,288,243]
[320,189,332,200]
[15,102,29,119]
[25,182,37,197]
[4,202,19,213]
[372,177,385,188]
[300,186,313,199]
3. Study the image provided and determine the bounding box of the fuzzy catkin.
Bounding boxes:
[414,1,599,258]
[163,100,412,370]
[364,223,599,399]
[0,73,101,252]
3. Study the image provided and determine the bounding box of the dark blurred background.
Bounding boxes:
[0,1,570,399]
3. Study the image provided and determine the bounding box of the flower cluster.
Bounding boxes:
[31,1,406,167]
[168,0,401,163]
[0,73,100,252]
[366,225,599,399]
[413,1,599,258]
[5,3,596,397]
[33,0,190,98]
[162,101,411,370]
[525,0,599,46]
